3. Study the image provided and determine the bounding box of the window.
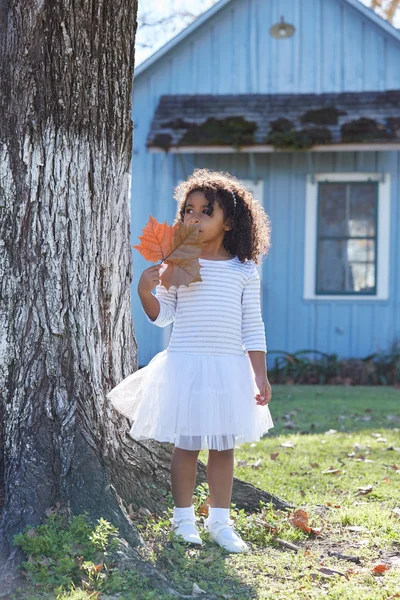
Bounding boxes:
[304,173,390,300]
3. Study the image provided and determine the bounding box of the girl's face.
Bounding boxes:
[183,191,231,244]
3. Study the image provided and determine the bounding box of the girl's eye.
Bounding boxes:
[185,208,212,215]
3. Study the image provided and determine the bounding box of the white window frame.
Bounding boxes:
[303,172,390,301]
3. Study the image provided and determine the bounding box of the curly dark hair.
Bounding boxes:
[173,168,271,263]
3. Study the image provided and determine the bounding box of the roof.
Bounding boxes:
[135,0,400,78]
[146,91,400,152]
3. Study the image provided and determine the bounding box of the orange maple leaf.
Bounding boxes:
[288,509,311,533]
[288,509,323,536]
[371,563,390,574]
[133,216,203,289]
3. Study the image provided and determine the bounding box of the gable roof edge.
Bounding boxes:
[134,0,400,79]
[344,0,400,42]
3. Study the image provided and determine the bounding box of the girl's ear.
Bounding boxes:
[224,217,234,231]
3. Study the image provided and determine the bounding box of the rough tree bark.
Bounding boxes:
[0,1,290,596]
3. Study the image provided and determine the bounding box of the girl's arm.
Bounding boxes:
[242,264,272,405]
[138,265,177,327]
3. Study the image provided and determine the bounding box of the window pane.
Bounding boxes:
[318,182,377,238]
[318,183,347,236]
[317,239,376,293]
[349,183,377,237]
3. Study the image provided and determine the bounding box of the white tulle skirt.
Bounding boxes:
[106,349,274,451]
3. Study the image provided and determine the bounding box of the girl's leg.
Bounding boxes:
[171,446,200,507]
[205,447,248,553]
[206,449,234,507]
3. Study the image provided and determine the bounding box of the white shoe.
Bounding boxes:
[205,518,249,553]
[171,517,203,546]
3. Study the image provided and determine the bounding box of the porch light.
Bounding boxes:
[269,16,295,39]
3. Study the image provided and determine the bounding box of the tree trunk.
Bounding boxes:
[0,2,289,596]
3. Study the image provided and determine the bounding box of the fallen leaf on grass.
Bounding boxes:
[133,216,203,289]
[288,509,323,536]
[355,484,374,496]
[280,441,295,449]
[199,497,210,516]
[371,563,390,574]
[310,462,320,468]
[391,464,399,471]
[192,582,207,595]
[322,467,341,475]
[270,452,279,460]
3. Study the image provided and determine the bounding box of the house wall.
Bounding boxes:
[130,0,400,364]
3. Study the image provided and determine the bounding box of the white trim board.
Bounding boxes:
[303,172,391,301]
[149,144,400,154]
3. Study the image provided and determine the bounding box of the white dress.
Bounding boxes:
[107,256,274,451]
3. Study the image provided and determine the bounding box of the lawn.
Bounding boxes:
[10,385,400,600]
[135,385,400,600]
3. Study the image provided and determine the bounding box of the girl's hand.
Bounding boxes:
[138,265,162,295]
[255,375,272,406]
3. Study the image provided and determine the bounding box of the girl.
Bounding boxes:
[107,168,273,553]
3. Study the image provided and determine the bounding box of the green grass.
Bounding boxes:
[10,386,400,599]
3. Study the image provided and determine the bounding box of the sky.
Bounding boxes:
[135,0,400,67]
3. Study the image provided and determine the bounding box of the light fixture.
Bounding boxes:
[269,16,295,39]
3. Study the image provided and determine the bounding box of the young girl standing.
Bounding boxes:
[107,168,273,553]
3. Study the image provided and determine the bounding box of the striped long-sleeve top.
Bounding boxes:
[144,256,267,356]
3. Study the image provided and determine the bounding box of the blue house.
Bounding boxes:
[131,0,400,367]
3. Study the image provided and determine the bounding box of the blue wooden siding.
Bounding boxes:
[130,0,400,365]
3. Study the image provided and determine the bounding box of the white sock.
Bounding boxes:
[173,505,195,522]
[207,507,230,524]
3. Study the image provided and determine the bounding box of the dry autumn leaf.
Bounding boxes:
[199,496,210,516]
[280,441,295,449]
[371,563,390,574]
[322,467,341,475]
[133,216,203,289]
[355,484,374,496]
[288,509,322,536]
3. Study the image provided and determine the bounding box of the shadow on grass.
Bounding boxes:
[152,534,257,599]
